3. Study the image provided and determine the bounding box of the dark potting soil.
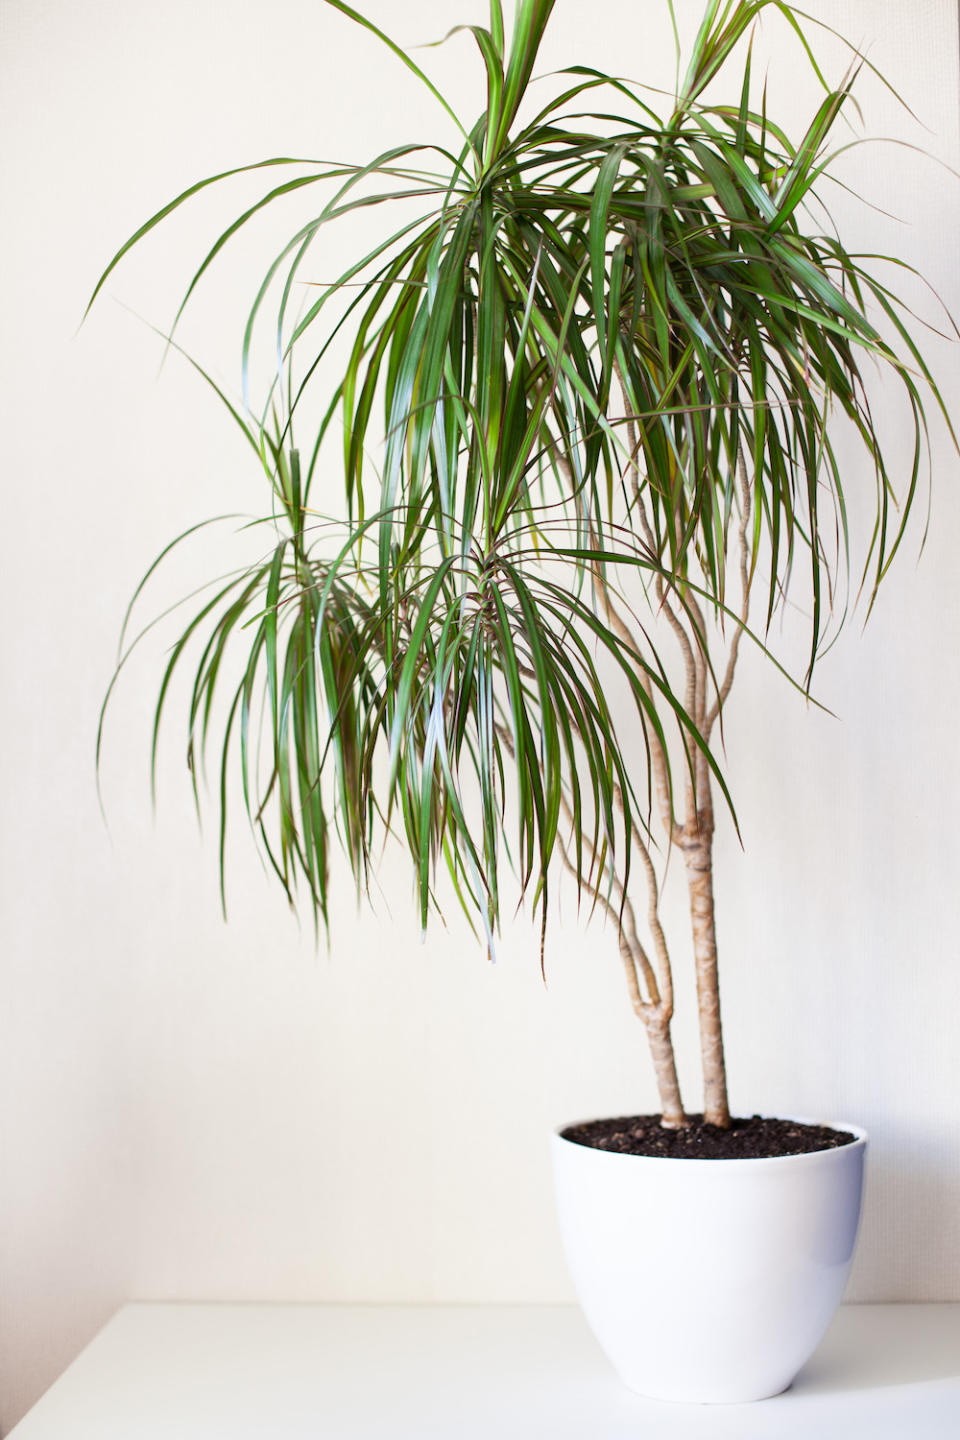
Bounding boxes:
[561,1114,856,1160]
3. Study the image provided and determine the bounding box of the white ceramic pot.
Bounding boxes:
[551,1117,867,1404]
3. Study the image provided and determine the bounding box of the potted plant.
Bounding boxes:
[89,0,954,1404]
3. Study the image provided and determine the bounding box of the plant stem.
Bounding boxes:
[679,449,751,1130]
[644,1012,687,1128]
[552,787,688,1128]
[552,449,689,1127]
[682,818,731,1129]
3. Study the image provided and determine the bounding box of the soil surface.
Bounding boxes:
[561,1113,856,1160]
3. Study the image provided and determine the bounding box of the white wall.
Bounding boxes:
[2,0,959,1429]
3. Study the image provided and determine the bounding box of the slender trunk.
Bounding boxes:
[613,930,687,1128]
[683,822,731,1129]
[643,1012,686,1128]
[555,435,690,1130]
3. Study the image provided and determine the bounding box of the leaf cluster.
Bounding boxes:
[93,0,954,944]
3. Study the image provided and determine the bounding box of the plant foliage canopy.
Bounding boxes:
[93,0,952,961]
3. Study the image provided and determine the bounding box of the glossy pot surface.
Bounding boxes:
[551,1118,867,1403]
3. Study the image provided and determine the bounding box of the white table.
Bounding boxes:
[10,1303,960,1437]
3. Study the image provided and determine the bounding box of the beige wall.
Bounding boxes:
[2,0,959,1429]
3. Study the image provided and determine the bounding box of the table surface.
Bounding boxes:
[10,1302,960,1438]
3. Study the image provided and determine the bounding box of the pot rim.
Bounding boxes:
[553,1113,868,1166]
